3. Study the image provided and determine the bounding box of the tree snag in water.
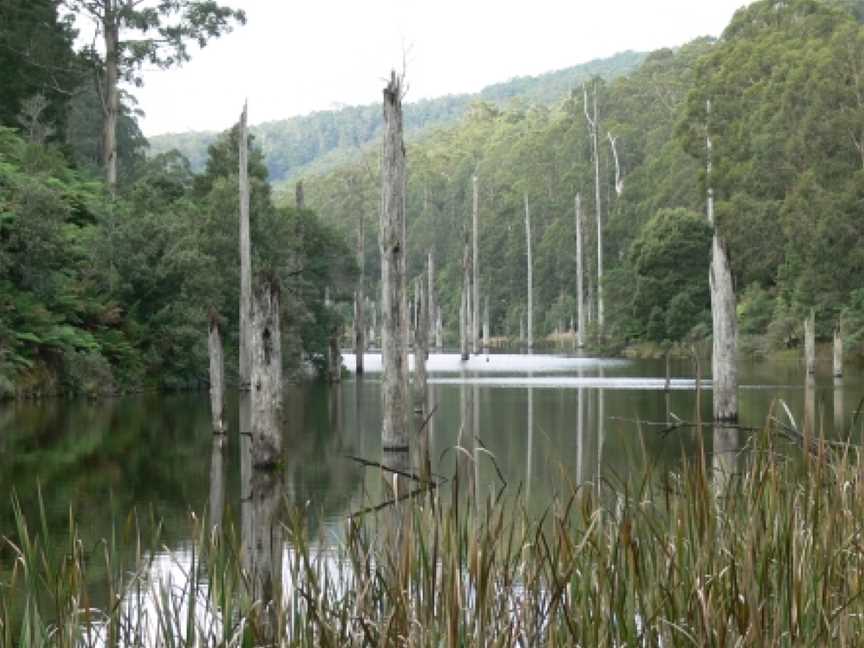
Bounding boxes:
[834,322,843,378]
[804,309,816,376]
[472,174,480,354]
[380,71,409,451]
[414,275,428,415]
[524,194,533,350]
[250,276,282,467]
[208,311,226,435]
[575,193,585,348]
[239,102,252,389]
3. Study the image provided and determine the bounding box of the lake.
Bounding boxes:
[1,350,859,625]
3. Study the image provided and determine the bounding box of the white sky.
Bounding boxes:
[120,0,754,137]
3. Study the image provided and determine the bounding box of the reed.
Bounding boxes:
[4,419,864,646]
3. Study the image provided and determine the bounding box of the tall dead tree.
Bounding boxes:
[483,297,490,348]
[380,71,409,451]
[208,313,226,435]
[804,309,816,376]
[575,193,585,348]
[239,102,252,388]
[414,277,428,415]
[472,174,480,354]
[584,83,604,334]
[706,99,738,422]
[524,194,534,350]
[354,176,366,375]
[461,223,471,361]
[834,322,843,378]
[608,132,624,196]
[250,277,282,467]
[427,251,436,348]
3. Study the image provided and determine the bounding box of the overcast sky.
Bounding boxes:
[122,0,754,137]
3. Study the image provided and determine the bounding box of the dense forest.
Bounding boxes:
[303,0,864,358]
[0,0,353,397]
[4,0,864,399]
[147,51,646,186]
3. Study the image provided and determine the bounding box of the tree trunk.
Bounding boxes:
[101,6,119,193]
[524,194,533,350]
[380,71,409,451]
[483,297,490,349]
[239,102,252,388]
[461,222,472,361]
[584,84,604,335]
[208,313,226,435]
[354,291,365,375]
[575,193,585,348]
[472,174,480,354]
[804,309,816,376]
[209,436,226,531]
[250,277,282,467]
[834,322,843,378]
[706,99,737,422]
[414,275,428,415]
[427,251,436,349]
[460,280,469,362]
[608,132,624,196]
[435,306,442,350]
[329,328,342,384]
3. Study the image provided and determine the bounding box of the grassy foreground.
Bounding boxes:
[3,423,864,646]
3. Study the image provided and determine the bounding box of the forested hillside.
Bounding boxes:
[304,0,864,356]
[147,51,646,184]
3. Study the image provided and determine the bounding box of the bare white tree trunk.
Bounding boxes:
[584,84,604,334]
[608,132,624,196]
[472,174,480,354]
[483,297,490,349]
[239,102,252,388]
[414,276,428,415]
[524,194,533,350]
[804,309,816,376]
[354,193,366,374]
[575,193,585,348]
[209,436,226,531]
[427,251,437,349]
[706,99,738,422]
[834,322,843,378]
[250,277,282,467]
[208,314,226,435]
[461,232,470,361]
[101,7,119,193]
[380,71,409,451]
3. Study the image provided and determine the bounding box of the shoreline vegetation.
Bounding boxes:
[4,415,864,645]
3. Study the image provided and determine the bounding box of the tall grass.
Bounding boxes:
[4,422,864,646]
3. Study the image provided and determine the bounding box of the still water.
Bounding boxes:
[2,351,859,550]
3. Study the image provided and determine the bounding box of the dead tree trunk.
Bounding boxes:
[706,99,738,422]
[524,194,534,350]
[239,102,252,389]
[101,8,119,193]
[834,322,843,378]
[584,83,604,335]
[250,277,282,467]
[608,132,624,196]
[380,71,410,451]
[354,186,366,374]
[461,222,472,361]
[427,251,437,349]
[414,276,428,415]
[328,326,342,384]
[483,297,490,349]
[472,174,480,355]
[804,309,816,376]
[208,313,226,435]
[575,193,585,348]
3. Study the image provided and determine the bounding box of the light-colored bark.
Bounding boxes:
[208,314,226,435]
[460,280,469,361]
[804,309,816,376]
[524,194,533,350]
[483,297,490,348]
[461,223,471,361]
[584,84,604,334]
[239,102,252,388]
[101,7,119,192]
[706,99,738,422]
[250,277,282,467]
[209,436,226,531]
[834,377,845,435]
[427,251,436,348]
[414,275,428,415]
[608,132,624,196]
[380,71,410,451]
[472,175,480,354]
[354,185,366,374]
[575,194,585,348]
[834,322,843,378]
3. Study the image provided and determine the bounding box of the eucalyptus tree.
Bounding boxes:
[64,0,245,191]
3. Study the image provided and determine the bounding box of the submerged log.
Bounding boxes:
[380,71,409,451]
[250,277,282,467]
[208,312,226,435]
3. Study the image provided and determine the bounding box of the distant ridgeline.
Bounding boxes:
[146,50,646,184]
